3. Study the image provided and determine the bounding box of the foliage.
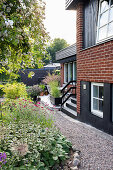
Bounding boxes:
[2,82,27,99]
[45,38,69,63]
[0,84,5,97]
[43,73,60,86]
[1,98,54,127]
[27,85,41,98]
[51,87,61,98]
[0,0,49,79]
[28,71,35,78]
[49,81,61,98]
[0,121,72,169]
[39,84,45,92]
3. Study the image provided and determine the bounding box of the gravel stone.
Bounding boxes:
[73,152,80,159]
[73,158,80,167]
[53,111,113,170]
[70,166,78,170]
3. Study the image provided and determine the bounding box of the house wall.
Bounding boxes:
[76,2,113,134]
[61,63,64,87]
[83,0,98,48]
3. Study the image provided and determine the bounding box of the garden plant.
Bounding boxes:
[0,82,72,169]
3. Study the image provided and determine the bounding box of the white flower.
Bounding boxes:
[3,4,6,9]
[5,19,14,28]
[6,7,11,13]
[9,3,13,7]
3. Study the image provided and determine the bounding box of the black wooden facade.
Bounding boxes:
[83,0,98,49]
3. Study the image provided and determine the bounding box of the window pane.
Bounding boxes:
[93,98,98,110]
[100,0,109,13]
[99,100,103,112]
[93,85,98,97]
[110,7,113,22]
[108,22,113,36]
[99,86,104,99]
[98,25,107,40]
[110,0,113,6]
[99,11,109,27]
[70,63,73,81]
[73,62,76,81]
[64,64,68,83]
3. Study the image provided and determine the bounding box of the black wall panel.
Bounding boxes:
[83,0,98,48]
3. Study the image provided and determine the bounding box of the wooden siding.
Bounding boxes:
[56,44,76,61]
[83,0,98,49]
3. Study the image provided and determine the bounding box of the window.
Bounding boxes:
[64,63,68,83]
[68,62,73,82]
[91,83,104,118]
[97,0,113,42]
[64,62,76,84]
[73,62,77,81]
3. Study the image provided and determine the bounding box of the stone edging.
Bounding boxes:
[70,146,81,170]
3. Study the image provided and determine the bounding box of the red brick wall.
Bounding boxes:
[76,3,113,113]
[61,63,64,87]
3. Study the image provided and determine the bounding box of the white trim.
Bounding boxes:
[64,63,68,83]
[96,0,113,43]
[91,82,104,118]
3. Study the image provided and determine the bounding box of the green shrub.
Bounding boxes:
[3,82,27,99]
[27,85,41,98]
[39,84,45,92]
[0,122,72,169]
[49,81,59,88]
[51,87,61,98]
[49,81,61,98]
[0,85,4,97]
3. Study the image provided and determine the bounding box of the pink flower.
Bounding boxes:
[24,106,26,108]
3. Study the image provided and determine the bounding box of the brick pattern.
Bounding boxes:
[61,63,64,87]
[76,3,113,114]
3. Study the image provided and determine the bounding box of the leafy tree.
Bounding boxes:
[45,38,69,64]
[0,0,49,79]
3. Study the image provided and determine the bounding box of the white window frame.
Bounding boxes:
[73,62,77,82]
[91,82,104,118]
[97,0,113,43]
[64,63,68,83]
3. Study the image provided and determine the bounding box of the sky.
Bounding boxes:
[44,0,76,45]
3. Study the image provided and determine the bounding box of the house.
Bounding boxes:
[56,0,113,135]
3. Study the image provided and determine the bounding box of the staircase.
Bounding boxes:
[61,96,77,118]
[60,80,77,119]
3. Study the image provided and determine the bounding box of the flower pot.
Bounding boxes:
[50,95,61,106]
[32,96,37,102]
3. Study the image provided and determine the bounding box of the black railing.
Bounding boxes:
[61,80,76,107]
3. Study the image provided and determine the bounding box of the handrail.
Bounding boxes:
[61,86,76,107]
[61,80,76,93]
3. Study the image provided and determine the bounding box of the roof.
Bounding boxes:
[56,43,76,61]
[44,63,60,68]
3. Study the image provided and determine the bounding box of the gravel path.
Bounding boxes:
[53,111,113,170]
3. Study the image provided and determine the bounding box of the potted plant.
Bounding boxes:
[27,85,41,102]
[39,84,45,96]
[49,82,61,105]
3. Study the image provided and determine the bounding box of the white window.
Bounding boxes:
[68,62,73,82]
[91,83,104,118]
[73,62,77,81]
[97,0,113,42]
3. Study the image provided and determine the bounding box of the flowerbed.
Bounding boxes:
[0,98,72,169]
